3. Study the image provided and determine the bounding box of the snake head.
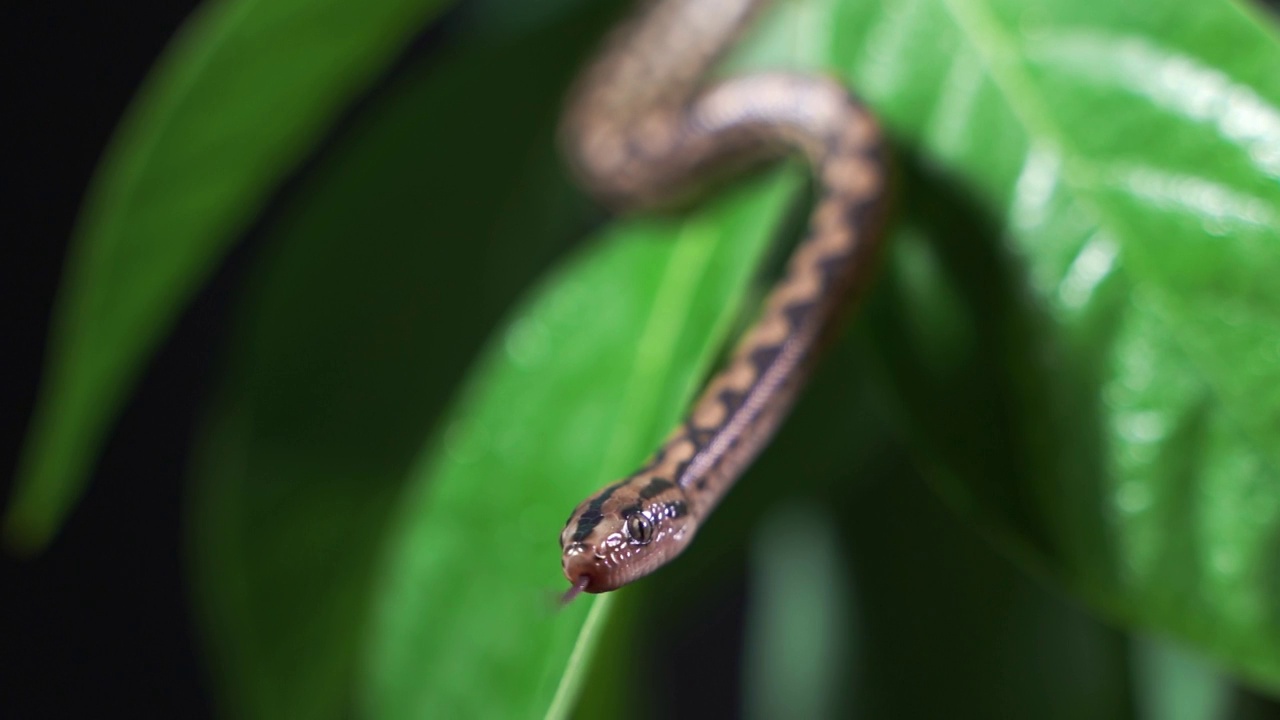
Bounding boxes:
[559,477,695,597]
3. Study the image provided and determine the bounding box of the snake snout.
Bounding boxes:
[561,544,608,597]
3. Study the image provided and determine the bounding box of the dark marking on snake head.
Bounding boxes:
[571,481,623,542]
[673,460,694,487]
[639,478,675,499]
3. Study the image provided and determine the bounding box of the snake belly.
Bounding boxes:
[558,0,889,597]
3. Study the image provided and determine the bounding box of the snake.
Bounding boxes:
[558,0,890,601]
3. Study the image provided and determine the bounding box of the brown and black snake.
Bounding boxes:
[559,0,890,599]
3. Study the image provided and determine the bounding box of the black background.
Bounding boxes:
[5,1,224,716]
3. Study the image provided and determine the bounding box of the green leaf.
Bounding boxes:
[742,505,855,720]
[4,0,455,549]
[831,457,1136,719]
[361,174,800,718]
[1132,634,1232,720]
[825,0,1280,691]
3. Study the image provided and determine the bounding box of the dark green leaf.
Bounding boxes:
[5,0,454,549]
[187,10,615,717]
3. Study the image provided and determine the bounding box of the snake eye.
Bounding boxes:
[626,513,654,545]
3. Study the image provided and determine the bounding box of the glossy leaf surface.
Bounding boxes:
[829,0,1280,688]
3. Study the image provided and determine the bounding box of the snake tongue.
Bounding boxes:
[560,575,591,605]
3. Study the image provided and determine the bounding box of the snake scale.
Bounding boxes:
[559,0,890,600]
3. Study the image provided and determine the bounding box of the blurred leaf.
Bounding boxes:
[1132,634,1232,720]
[742,505,854,720]
[5,0,455,548]
[188,9,614,718]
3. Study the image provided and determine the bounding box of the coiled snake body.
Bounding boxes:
[559,0,889,599]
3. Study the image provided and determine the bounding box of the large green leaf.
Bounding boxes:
[4,0,454,549]
[824,0,1280,689]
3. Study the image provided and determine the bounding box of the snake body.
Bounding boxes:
[559,0,889,597]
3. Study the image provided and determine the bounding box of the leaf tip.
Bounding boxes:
[2,501,54,558]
